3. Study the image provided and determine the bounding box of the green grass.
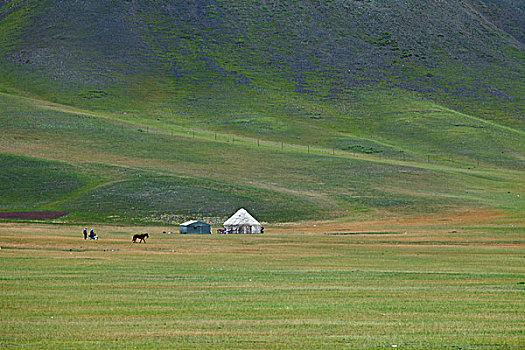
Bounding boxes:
[63,175,323,224]
[0,91,523,224]
[0,154,93,209]
[0,2,523,347]
[0,2,523,224]
[0,1,523,225]
[0,220,523,348]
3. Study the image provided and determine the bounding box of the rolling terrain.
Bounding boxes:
[0,0,523,224]
[1,2,524,349]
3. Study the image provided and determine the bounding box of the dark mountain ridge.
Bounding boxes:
[1,1,523,126]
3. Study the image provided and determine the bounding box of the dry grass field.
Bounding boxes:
[1,210,524,349]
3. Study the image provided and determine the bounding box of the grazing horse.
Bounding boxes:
[132,233,149,243]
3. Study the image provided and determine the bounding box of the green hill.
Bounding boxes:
[0,0,523,224]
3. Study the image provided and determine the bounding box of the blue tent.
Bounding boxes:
[179,220,211,234]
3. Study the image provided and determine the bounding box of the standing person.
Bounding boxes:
[83,227,88,240]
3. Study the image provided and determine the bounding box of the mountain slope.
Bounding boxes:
[0,0,523,223]
[1,0,523,122]
[1,91,522,224]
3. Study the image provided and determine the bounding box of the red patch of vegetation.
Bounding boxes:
[0,211,70,220]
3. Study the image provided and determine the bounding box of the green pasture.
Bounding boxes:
[0,2,523,347]
[1,90,524,224]
[1,221,523,349]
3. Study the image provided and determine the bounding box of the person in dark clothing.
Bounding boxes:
[89,229,98,240]
[83,227,88,240]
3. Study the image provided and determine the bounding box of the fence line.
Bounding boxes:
[1,118,520,169]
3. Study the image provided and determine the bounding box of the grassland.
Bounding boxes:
[1,90,523,225]
[1,0,524,128]
[0,0,523,224]
[0,2,523,348]
[1,213,523,349]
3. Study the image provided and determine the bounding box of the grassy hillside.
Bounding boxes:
[0,0,523,223]
[1,91,523,224]
[1,0,523,124]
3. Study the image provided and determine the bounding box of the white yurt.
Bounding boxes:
[223,208,263,234]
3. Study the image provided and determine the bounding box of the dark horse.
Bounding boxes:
[132,233,149,243]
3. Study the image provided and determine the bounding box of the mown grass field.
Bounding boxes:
[1,213,523,349]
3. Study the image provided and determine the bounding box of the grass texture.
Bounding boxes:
[1,90,523,224]
[0,216,523,349]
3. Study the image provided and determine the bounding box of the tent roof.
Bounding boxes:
[180,220,208,226]
[224,208,261,226]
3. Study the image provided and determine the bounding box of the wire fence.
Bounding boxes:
[2,117,523,170]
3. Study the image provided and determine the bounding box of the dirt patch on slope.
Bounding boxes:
[274,209,512,235]
[0,211,70,220]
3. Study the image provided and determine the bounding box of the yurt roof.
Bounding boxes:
[224,208,260,226]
